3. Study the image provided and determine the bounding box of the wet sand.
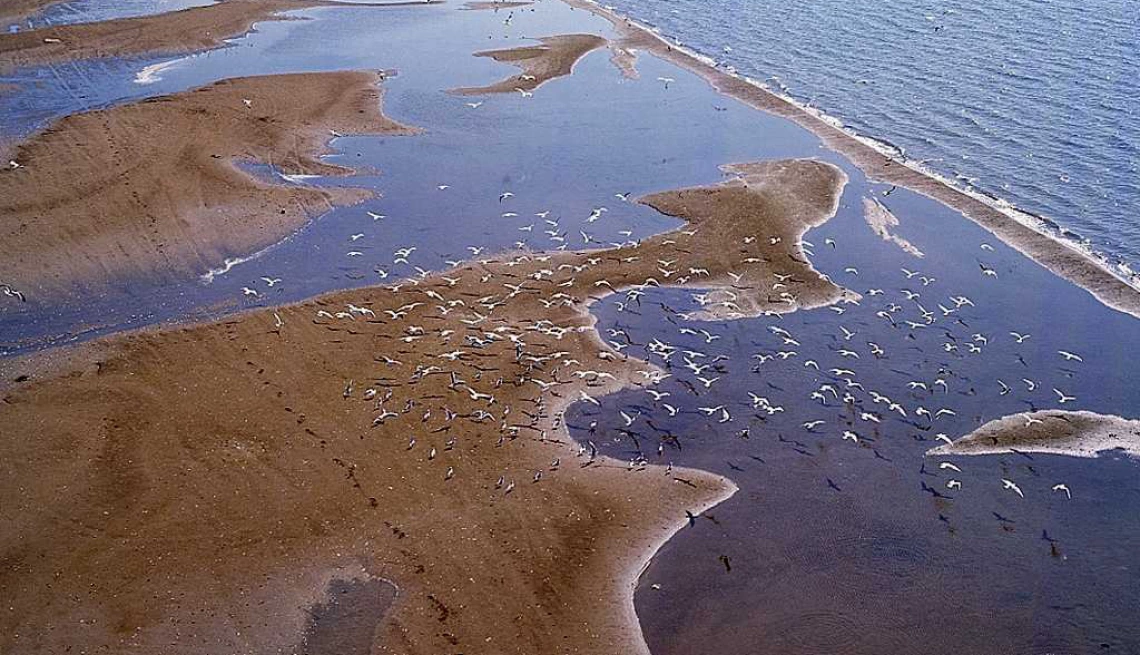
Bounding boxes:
[928,410,1140,459]
[862,197,923,257]
[564,0,1140,319]
[0,157,844,653]
[0,71,414,297]
[453,34,607,95]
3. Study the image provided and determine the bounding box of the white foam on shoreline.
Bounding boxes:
[578,0,1140,293]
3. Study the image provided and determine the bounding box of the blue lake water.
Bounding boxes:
[1,0,1139,652]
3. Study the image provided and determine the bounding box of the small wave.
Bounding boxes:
[199,255,257,284]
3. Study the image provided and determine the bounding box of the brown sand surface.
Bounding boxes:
[0,72,415,298]
[927,410,1140,459]
[565,0,1140,318]
[452,34,606,95]
[862,197,924,257]
[0,158,843,654]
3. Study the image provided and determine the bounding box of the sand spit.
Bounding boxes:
[452,33,607,95]
[0,72,415,298]
[461,0,534,9]
[0,158,840,654]
[563,0,1140,319]
[862,197,924,257]
[927,410,1140,460]
[0,0,313,72]
[0,0,442,73]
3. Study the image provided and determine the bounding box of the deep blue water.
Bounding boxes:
[600,0,1140,276]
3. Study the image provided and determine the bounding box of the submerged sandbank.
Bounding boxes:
[0,72,415,298]
[0,157,841,654]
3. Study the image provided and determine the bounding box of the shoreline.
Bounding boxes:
[563,0,1140,319]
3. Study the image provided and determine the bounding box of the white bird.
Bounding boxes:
[946,479,962,490]
[1010,332,1031,343]
[1057,350,1083,362]
[466,101,483,109]
[579,390,601,406]
[1051,483,1071,499]
[1053,388,1076,403]
[241,287,259,297]
[515,88,534,98]
[939,462,961,472]
[1001,478,1024,498]
[260,276,281,287]
[656,76,675,89]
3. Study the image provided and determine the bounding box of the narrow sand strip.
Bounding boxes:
[461,0,534,9]
[0,157,842,654]
[927,410,1140,459]
[452,34,607,95]
[0,0,442,73]
[0,72,416,297]
[564,0,1140,319]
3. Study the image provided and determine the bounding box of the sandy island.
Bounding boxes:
[0,71,415,298]
[927,410,1140,460]
[0,156,847,654]
[0,0,443,73]
[452,34,607,95]
[564,0,1140,319]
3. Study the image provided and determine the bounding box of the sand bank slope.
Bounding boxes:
[0,71,414,298]
[0,158,841,654]
[927,410,1140,459]
[453,34,606,95]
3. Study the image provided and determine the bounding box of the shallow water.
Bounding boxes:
[1,0,1139,652]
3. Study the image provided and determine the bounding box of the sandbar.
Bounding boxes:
[0,157,842,654]
[0,72,415,298]
[927,410,1140,459]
